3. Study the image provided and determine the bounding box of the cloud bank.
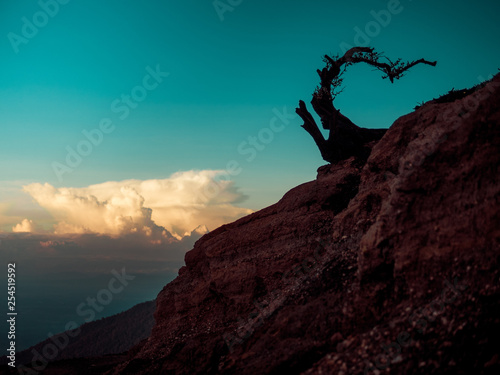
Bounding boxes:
[22,170,252,239]
[12,218,35,233]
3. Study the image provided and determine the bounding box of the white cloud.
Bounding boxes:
[23,170,252,238]
[12,218,34,233]
[0,181,56,232]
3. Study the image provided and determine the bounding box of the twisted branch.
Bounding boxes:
[297,47,436,163]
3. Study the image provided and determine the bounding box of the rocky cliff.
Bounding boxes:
[108,74,500,374]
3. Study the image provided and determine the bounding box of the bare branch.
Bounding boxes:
[298,46,436,164]
[337,47,374,65]
[296,100,331,161]
[347,55,437,82]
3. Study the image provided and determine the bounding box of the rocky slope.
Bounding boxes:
[16,74,498,375]
[107,74,500,374]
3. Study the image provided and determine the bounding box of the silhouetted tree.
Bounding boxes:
[296,47,436,163]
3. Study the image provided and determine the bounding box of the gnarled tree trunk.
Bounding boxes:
[297,47,436,163]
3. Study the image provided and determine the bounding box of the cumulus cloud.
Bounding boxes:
[12,218,35,233]
[23,170,252,238]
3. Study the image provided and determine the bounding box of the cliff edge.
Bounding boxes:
[113,74,500,374]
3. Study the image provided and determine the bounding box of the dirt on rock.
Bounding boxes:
[20,74,499,375]
[109,74,500,375]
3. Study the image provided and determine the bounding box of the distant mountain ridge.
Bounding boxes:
[0,300,155,368]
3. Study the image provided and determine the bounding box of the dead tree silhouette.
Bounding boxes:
[296,47,436,163]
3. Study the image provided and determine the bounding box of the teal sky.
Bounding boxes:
[1,0,499,212]
[1,0,500,352]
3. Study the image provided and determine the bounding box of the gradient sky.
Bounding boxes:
[1,0,499,351]
[1,0,499,217]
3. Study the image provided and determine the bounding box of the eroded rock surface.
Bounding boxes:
[113,75,500,375]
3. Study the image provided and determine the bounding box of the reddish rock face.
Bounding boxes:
[114,75,500,375]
